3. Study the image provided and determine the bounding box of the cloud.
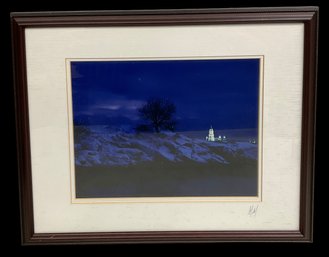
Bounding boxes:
[92,99,145,112]
[95,104,121,110]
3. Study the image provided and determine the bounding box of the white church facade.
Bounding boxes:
[206,126,226,142]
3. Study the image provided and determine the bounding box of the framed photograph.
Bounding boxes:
[11,7,318,244]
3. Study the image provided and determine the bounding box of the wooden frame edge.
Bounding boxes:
[24,231,307,245]
[299,7,318,244]
[11,15,35,246]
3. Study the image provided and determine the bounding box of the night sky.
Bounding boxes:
[71,58,260,131]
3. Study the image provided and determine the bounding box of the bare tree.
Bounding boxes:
[137,98,177,133]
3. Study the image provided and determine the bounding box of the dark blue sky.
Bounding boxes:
[71,58,260,131]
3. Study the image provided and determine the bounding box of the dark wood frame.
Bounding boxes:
[11,7,318,244]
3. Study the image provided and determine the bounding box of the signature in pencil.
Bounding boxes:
[248,205,258,217]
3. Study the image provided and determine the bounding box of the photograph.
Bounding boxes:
[70,57,262,198]
[11,7,318,244]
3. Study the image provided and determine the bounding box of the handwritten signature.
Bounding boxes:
[248,205,258,217]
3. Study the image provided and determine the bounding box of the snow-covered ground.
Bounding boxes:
[74,126,258,167]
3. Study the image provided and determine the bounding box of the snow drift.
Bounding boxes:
[74,126,257,167]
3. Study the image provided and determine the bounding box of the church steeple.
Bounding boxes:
[208,126,215,141]
[206,125,225,142]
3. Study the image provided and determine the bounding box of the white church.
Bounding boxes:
[206,126,226,142]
